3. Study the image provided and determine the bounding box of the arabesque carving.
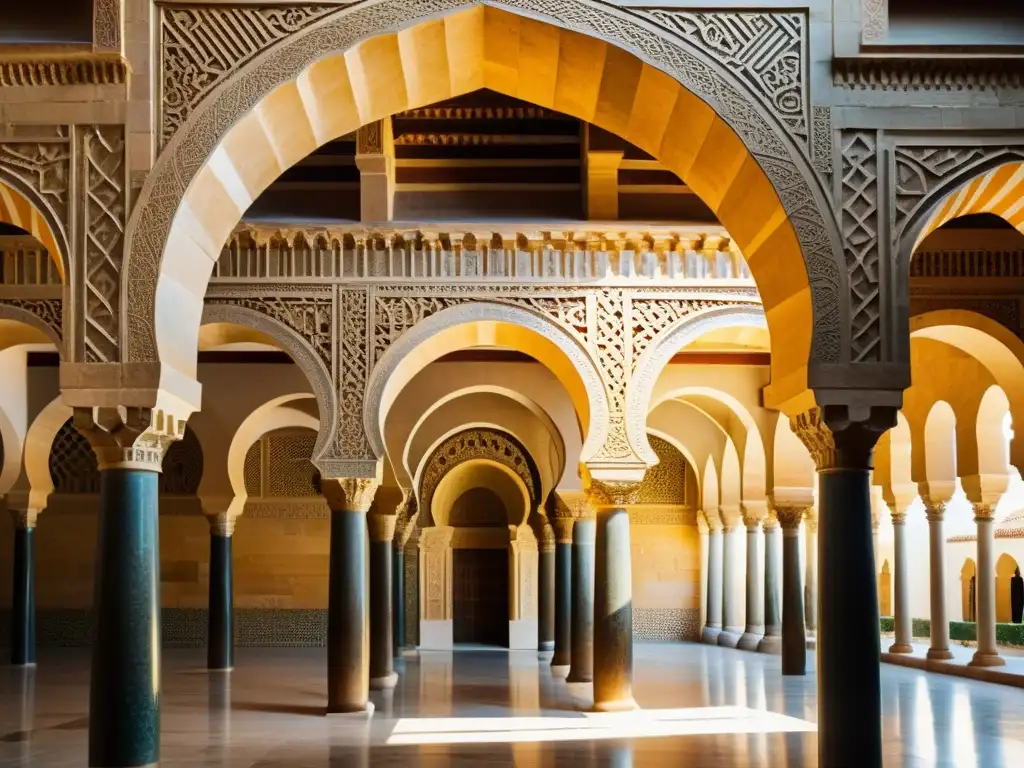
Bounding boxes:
[93,0,121,51]
[0,128,72,259]
[73,405,187,471]
[841,130,881,362]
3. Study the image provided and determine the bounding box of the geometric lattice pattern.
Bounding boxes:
[49,418,100,493]
[841,130,881,362]
[159,427,203,495]
[240,429,320,498]
[636,435,688,505]
[632,607,701,642]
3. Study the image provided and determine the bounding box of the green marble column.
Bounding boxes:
[368,513,398,690]
[10,511,37,666]
[89,468,161,767]
[538,543,555,652]
[392,543,405,656]
[567,517,595,683]
[776,506,806,675]
[207,518,234,671]
[551,518,573,674]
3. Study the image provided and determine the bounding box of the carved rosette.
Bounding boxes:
[73,405,186,471]
[322,477,379,513]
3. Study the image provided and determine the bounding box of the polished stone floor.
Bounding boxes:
[1,643,1023,766]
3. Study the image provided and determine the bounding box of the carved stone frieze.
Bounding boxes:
[0,55,127,87]
[840,130,881,362]
[812,106,832,181]
[159,4,337,146]
[93,0,121,52]
[127,0,840,375]
[834,56,1024,91]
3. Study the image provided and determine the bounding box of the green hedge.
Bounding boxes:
[880,618,1024,646]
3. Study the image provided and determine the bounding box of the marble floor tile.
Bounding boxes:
[1,643,1023,766]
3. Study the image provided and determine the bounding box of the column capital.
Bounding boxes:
[207,513,238,537]
[586,478,642,509]
[774,504,809,531]
[923,500,947,522]
[972,502,997,524]
[551,516,575,543]
[368,512,398,542]
[73,404,187,471]
[555,490,593,520]
[322,477,379,513]
[719,504,742,532]
[701,508,723,533]
[763,512,780,532]
[742,499,768,528]
[791,405,896,472]
[889,508,907,526]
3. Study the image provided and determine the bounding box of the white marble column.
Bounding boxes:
[804,509,818,642]
[758,515,782,654]
[888,506,912,654]
[718,511,743,648]
[738,516,765,651]
[970,503,1004,667]
[702,511,723,644]
[924,501,953,661]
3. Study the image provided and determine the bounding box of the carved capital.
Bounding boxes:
[207,513,237,537]
[368,512,398,542]
[923,501,947,523]
[890,511,906,526]
[791,405,896,472]
[587,478,642,509]
[73,405,185,471]
[554,490,592,520]
[973,503,997,524]
[762,512,780,532]
[552,517,575,543]
[702,507,723,533]
[774,504,809,531]
[322,478,379,513]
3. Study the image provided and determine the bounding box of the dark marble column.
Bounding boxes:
[10,509,38,666]
[89,467,162,767]
[551,518,574,674]
[324,478,378,714]
[793,406,893,768]
[392,542,405,656]
[592,497,637,712]
[368,512,398,689]
[776,506,806,675]
[757,516,782,654]
[567,516,595,684]
[538,531,556,652]
[207,515,235,671]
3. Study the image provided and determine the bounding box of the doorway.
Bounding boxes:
[453,549,510,646]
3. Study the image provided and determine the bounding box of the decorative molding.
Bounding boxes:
[812,106,832,181]
[0,55,127,87]
[159,4,337,146]
[321,477,378,512]
[127,0,841,375]
[860,0,888,44]
[242,498,330,519]
[80,125,126,363]
[0,299,63,346]
[633,9,808,143]
[93,0,122,52]
[840,129,881,362]
[834,57,1024,91]
[356,120,383,155]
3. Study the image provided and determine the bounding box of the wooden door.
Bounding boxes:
[453,549,510,646]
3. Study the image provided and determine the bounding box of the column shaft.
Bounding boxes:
[758,523,781,654]
[718,526,742,647]
[971,511,1003,667]
[593,507,636,711]
[207,533,233,670]
[780,519,806,674]
[805,519,818,637]
[889,515,912,654]
[818,467,881,767]
[327,508,370,712]
[552,539,572,670]
[369,539,397,688]
[11,526,36,666]
[567,518,595,683]
[538,546,555,652]
[702,528,723,643]
[393,544,405,655]
[738,523,765,651]
[926,508,952,660]
[89,469,161,768]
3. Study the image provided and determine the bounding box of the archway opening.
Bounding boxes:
[996,552,1021,624]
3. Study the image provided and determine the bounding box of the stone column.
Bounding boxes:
[567,514,595,683]
[804,508,818,641]
[322,478,378,714]
[739,507,766,651]
[590,480,640,712]
[888,505,913,654]
[718,507,743,648]
[76,406,183,768]
[791,406,894,768]
[368,511,398,689]
[538,522,556,652]
[551,517,574,674]
[702,510,723,643]
[924,501,953,661]
[970,503,1003,667]
[206,513,236,671]
[392,542,405,656]
[9,507,39,666]
[775,505,806,674]
[758,514,782,654]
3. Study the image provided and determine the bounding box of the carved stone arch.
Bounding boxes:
[0,301,64,354]
[125,1,842,403]
[417,428,541,528]
[628,304,767,464]
[200,302,335,470]
[365,300,609,466]
[0,165,70,277]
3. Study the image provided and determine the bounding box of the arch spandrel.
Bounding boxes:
[127,3,841,425]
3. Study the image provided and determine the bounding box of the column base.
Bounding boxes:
[701,627,722,644]
[888,642,913,654]
[717,629,742,648]
[538,641,555,653]
[805,635,817,650]
[326,702,375,717]
[550,664,570,678]
[969,651,1006,668]
[757,634,781,655]
[370,672,399,690]
[593,696,639,713]
[205,666,234,673]
[9,661,36,668]
[737,631,764,651]
[566,670,593,684]
[926,647,954,661]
